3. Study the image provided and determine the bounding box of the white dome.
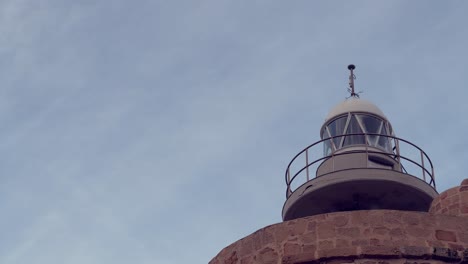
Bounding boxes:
[325,98,387,121]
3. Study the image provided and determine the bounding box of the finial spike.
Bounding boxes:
[347,64,358,98]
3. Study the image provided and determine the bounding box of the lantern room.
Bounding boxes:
[282,65,437,221]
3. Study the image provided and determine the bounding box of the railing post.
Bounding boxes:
[332,138,336,172]
[432,168,435,188]
[420,150,426,182]
[306,149,310,181]
[395,138,401,168]
[365,135,369,168]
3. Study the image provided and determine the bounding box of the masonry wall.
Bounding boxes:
[210,180,468,264]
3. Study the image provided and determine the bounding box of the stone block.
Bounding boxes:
[336,239,351,247]
[239,237,254,257]
[302,244,316,254]
[406,227,431,238]
[262,229,275,246]
[257,247,278,264]
[338,227,361,237]
[400,246,431,258]
[459,232,468,243]
[307,221,316,231]
[402,214,420,226]
[317,247,358,260]
[318,240,334,250]
[224,251,239,264]
[240,255,254,264]
[461,206,468,214]
[435,230,457,242]
[288,219,307,236]
[384,213,402,225]
[448,243,465,251]
[333,215,349,227]
[460,192,468,201]
[440,192,448,200]
[360,246,401,258]
[283,242,301,256]
[352,239,370,246]
[282,251,316,264]
[373,227,390,236]
[370,238,383,246]
[447,188,459,197]
[389,228,405,237]
[317,222,335,239]
[301,231,317,244]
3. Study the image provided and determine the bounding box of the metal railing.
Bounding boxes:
[285,133,435,198]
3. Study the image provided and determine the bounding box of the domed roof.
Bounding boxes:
[325,97,387,121]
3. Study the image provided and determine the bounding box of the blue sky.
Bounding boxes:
[0,1,467,263]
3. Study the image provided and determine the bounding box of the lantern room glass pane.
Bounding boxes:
[343,115,366,146]
[327,116,347,148]
[378,125,392,152]
[357,114,383,147]
[322,129,332,156]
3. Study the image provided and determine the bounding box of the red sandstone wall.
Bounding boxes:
[210,210,468,264]
[210,180,468,264]
[430,179,468,217]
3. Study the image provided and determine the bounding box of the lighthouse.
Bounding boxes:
[210,65,468,264]
[283,64,437,221]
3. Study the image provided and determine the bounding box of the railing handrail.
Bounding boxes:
[285,133,436,198]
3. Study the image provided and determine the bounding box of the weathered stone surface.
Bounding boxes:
[401,246,430,258]
[402,214,420,226]
[211,210,468,264]
[430,180,468,217]
[336,239,351,247]
[318,240,334,250]
[459,232,468,243]
[435,230,457,242]
[283,242,301,256]
[338,227,361,237]
[352,239,370,246]
[257,247,278,264]
[389,228,405,237]
[461,178,468,186]
[240,255,254,264]
[301,231,317,244]
[282,251,315,264]
[333,215,349,227]
[317,247,358,259]
[239,237,253,257]
[317,222,336,239]
[373,227,390,236]
[406,227,431,238]
[224,251,238,264]
[360,246,401,258]
[302,244,316,254]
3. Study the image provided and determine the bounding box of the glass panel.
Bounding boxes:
[322,129,332,156]
[358,115,382,133]
[323,140,332,156]
[326,116,347,149]
[377,125,392,152]
[343,115,366,146]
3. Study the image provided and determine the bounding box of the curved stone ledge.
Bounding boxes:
[430,179,468,217]
[209,210,468,264]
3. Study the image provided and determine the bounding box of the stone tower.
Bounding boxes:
[210,65,468,264]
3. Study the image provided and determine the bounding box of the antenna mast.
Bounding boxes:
[347,64,358,98]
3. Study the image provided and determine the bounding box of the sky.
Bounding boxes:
[0,1,467,263]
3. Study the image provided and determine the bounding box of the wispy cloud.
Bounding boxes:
[0,1,467,263]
